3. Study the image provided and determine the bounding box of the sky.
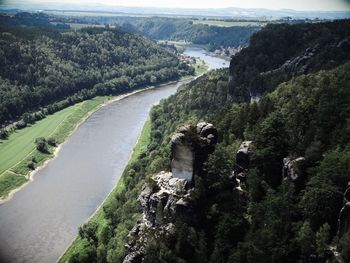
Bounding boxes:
[2,0,350,11]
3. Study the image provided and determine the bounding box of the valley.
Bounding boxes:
[0,3,350,263]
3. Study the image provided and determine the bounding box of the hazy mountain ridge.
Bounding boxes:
[1,3,350,19]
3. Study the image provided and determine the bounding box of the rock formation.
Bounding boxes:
[338,183,350,238]
[232,141,253,185]
[171,122,218,182]
[282,157,306,182]
[123,123,218,263]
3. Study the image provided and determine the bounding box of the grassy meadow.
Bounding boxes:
[0,97,111,199]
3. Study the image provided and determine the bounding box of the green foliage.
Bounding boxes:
[79,222,99,244]
[69,238,97,263]
[0,25,191,125]
[62,20,350,263]
[35,137,49,153]
[0,128,9,139]
[0,172,28,198]
[296,221,315,257]
[27,161,35,170]
[229,20,350,98]
[339,231,350,262]
[255,111,288,187]
[47,137,57,146]
[138,60,350,262]
[315,223,331,257]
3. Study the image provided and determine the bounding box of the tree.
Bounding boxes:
[47,137,57,146]
[297,221,315,257]
[339,231,350,262]
[35,137,48,153]
[79,222,98,244]
[0,129,9,139]
[69,238,97,263]
[316,223,330,258]
[255,111,288,187]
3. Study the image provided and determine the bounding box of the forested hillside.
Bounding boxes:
[138,63,350,262]
[0,25,192,126]
[63,20,350,263]
[229,19,350,100]
[52,14,259,51]
[119,17,259,51]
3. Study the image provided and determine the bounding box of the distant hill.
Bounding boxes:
[1,3,350,19]
[0,23,192,125]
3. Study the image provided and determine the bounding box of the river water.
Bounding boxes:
[0,47,228,263]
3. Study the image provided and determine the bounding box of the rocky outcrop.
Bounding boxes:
[171,122,218,182]
[232,141,253,185]
[123,123,218,263]
[264,45,320,77]
[139,171,190,227]
[282,157,306,182]
[338,183,350,238]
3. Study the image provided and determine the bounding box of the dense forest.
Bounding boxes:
[66,20,350,263]
[138,62,350,262]
[0,20,193,127]
[229,19,350,99]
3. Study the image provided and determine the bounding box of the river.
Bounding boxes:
[0,47,228,263]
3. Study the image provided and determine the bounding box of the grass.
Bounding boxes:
[157,40,192,53]
[0,171,28,198]
[192,19,266,27]
[58,119,152,263]
[194,58,209,76]
[67,23,116,30]
[0,106,74,175]
[0,96,111,199]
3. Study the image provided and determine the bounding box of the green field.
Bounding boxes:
[0,97,111,198]
[194,58,209,76]
[192,19,266,27]
[67,23,114,30]
[0,106,74,175]
[58,119,151,263]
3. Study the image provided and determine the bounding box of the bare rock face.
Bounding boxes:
[139,171,189,228]
[338,183,350,238]
[171,122,218,182]
[123,123,218,262]
[171,131,194,182]
[282,157,306,182]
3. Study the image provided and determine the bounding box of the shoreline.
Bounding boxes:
[57,121,145,263]
[0,78,193,205]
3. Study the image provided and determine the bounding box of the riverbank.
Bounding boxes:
[0,77,196,203]
[58,118,152,263]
